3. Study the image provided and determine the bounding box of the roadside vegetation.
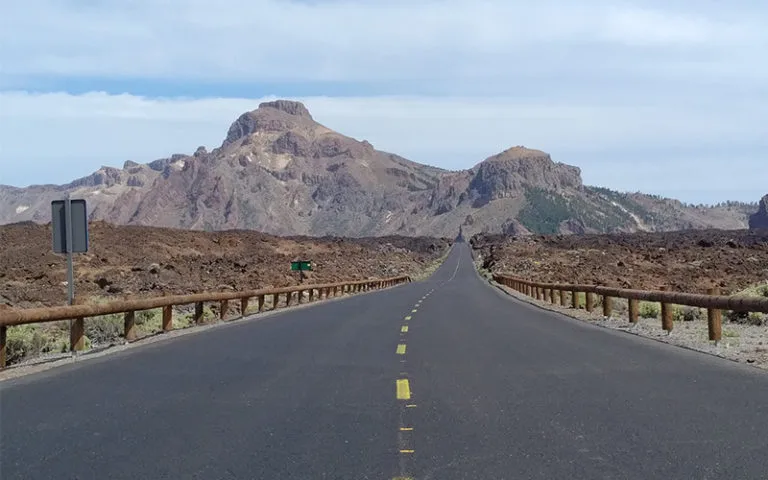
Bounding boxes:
[4,300,215,367]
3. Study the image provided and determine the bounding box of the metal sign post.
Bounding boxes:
[64,195,75,305]
[52,197,89,356]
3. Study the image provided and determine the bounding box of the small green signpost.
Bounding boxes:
[291,260,313,272]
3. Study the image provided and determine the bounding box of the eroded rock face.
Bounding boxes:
[750,195,768,229]
[467,146,582,206]
[0,101,754,236]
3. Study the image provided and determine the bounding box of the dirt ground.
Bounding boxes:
[471,229,768,295]
[0,221,452,308]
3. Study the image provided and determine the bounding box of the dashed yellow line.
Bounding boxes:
[406,404,417,408]
[401,325,409,333]
[411,309,418,313]
[400,450,415,454]
[396,344,407,355]
[396,379,411,400]
[404,316,411,321]
[399,427,414,431]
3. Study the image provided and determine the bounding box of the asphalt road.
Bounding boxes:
[4,241,768,479]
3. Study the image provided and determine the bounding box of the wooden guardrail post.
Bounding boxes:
[628,299,639,324]
[219,300,229,320]
[660,287,673,332]
[124,311,136,341]
[162,305,173,332]
[241,297,250,316]
[194,302,204,325]
[603,296,613,318]
[272,293,278,310]
[544,288,551,303]
[257,295,265,312]
[70,317,85,351]
[286,291,294,306]
[558,289,565,306]
[571,289,578,309]
[585,292,594,312]
[707,287,722,342]
[308,289,315,302]
[1,325,7,368]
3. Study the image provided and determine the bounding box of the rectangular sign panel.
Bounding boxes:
[291,261,313,271]
[52,199,89,253]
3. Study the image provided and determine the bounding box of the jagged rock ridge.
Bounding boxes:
[0,101,756,236]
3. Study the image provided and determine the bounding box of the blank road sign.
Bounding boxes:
[52,199,89,253]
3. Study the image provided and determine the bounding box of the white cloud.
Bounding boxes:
[0,91,765,203]
[1,1,766,82]
[0,1,766,203]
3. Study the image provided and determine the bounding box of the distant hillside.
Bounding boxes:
[0,100,755,236]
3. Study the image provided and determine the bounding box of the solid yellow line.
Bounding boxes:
[396,344,407,355]
[400,450,415,454]
[404,316,411,321]
[396,379,411,400]
[401,325,409,333]
[400,427,414,431]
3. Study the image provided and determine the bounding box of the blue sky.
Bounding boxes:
[0,0,766,204]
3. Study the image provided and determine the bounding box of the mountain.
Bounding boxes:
[750,195,768,229]
[0,100,756,237]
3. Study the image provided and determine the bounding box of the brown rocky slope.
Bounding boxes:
[0,100,756,236]
[0,221,451,309]
[471,230,768,295]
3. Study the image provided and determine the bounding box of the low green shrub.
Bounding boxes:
[639,302,660,319]
[673,306,704,322]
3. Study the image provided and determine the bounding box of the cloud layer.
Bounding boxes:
[0,1,766,203]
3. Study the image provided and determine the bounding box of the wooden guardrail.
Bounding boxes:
[493,273,768,342]
[0,275,411,369]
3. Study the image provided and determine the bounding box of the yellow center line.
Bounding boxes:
[406,404,417,408]
[411,309,417,313]
[396,379,411,399]
[404,316,411,321]
[400,450,415,454]
[396,344,407,355]
[401,325,409,333]
[399,427,414,431]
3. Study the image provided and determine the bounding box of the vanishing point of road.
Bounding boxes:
[3,241,768,479]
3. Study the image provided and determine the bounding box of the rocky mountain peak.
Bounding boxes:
[223,100,315,147]
[467,146,582,206]
[258,100,313,119]
[749,194,768,229]
[488,146,550,162]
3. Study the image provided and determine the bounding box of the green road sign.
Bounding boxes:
[291,261,313,271]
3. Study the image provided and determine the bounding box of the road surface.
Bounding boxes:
[3,241,768,479]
